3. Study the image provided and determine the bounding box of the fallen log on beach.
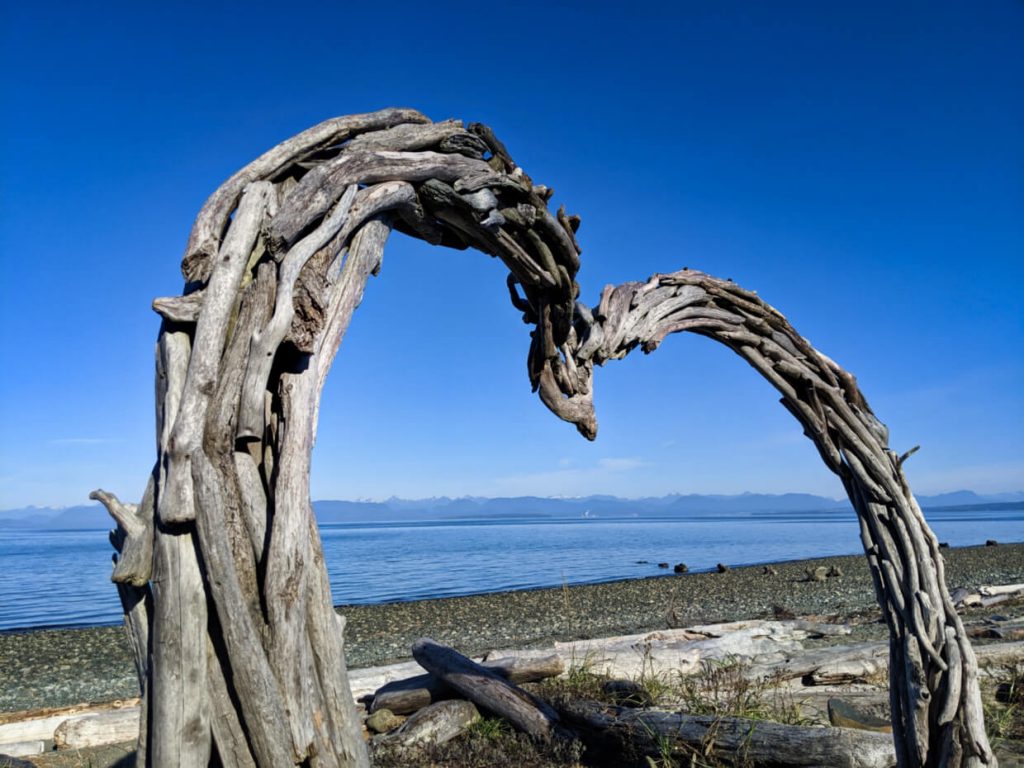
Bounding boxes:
[0,700,140,750]
[743,641,889,685]
[0,740,44,759]
[950,583,1024,609]
[561,700,897,768]
[370,674,447,716]
[371,653,564,714]
[412,638,560,738]
[486,625,1022,688]
[53,708,139,750]
[484,619,853,680]
[377,700,481,747]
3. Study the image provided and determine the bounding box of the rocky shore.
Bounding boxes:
[2,543,1021,714]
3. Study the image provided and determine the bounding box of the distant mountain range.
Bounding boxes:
[1,490,1022,530]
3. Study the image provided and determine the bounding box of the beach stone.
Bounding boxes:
[806,566,827,582]
[987,539,1000,547]
[763,565,778,576]
[602,679,654,707]
[716,563,730,573]
[827,565,843,578]
[773,604,795,620]
[997,680,1024,704]
[827,697,892,733]
[366,708,405,734]
[939,542,950,549]
[981,626,1024,641]
[673,563,688,574]
[0,753,38,767]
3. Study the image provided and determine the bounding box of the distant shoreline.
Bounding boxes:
[2,493,1020,530]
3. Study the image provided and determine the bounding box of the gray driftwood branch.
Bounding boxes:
[92,108,994,767]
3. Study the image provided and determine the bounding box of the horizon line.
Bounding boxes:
[3,487,1023,514]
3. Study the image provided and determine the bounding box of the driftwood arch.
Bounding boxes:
[92,108,994,767]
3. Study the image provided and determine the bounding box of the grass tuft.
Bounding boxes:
[984,664,1024,747]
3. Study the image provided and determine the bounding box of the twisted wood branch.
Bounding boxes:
[96,109,993,767]
[562,271,995,766]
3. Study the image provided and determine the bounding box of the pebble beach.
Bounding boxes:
[2,543,1022,715]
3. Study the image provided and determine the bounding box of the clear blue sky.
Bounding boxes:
[1,1,1021,509]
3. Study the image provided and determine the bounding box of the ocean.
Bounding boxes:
[1,507,1021,631]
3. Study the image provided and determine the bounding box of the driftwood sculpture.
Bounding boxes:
[91,108,995,767]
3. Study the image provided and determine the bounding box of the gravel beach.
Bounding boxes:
[2,543,1022,714]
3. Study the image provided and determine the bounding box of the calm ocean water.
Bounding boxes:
[1,508,1021,631]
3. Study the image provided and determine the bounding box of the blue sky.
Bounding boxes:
[1,1,1021,508]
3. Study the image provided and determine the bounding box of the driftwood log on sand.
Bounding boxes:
[562,700,898,768]
[488,623,1022,688]
[485,619,854,680]
[53,709,140,750]
[0,700,141,752]
[370,653,564,714]
[0,740,44,758]
[377,700,481,748]
[411,638,560,739]
[952,584,1024,609]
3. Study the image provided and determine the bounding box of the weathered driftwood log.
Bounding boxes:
[412,638,560,738]
[96,108,994,767]
[952,584,1024,610]
[487,653,567,683]
[562,700,897,768]
[88,489,152,764]
[489,628,1018,696]
[753,640,1020,687]
[379,700,481,747]
[0,742,44,760]
[744,641,889,686]
[53,709,141,750]
[974,641,1024,670]
[0,702,138,747]
[371,653,564,714]
[488,620,847,682]
[370,676,447,717]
